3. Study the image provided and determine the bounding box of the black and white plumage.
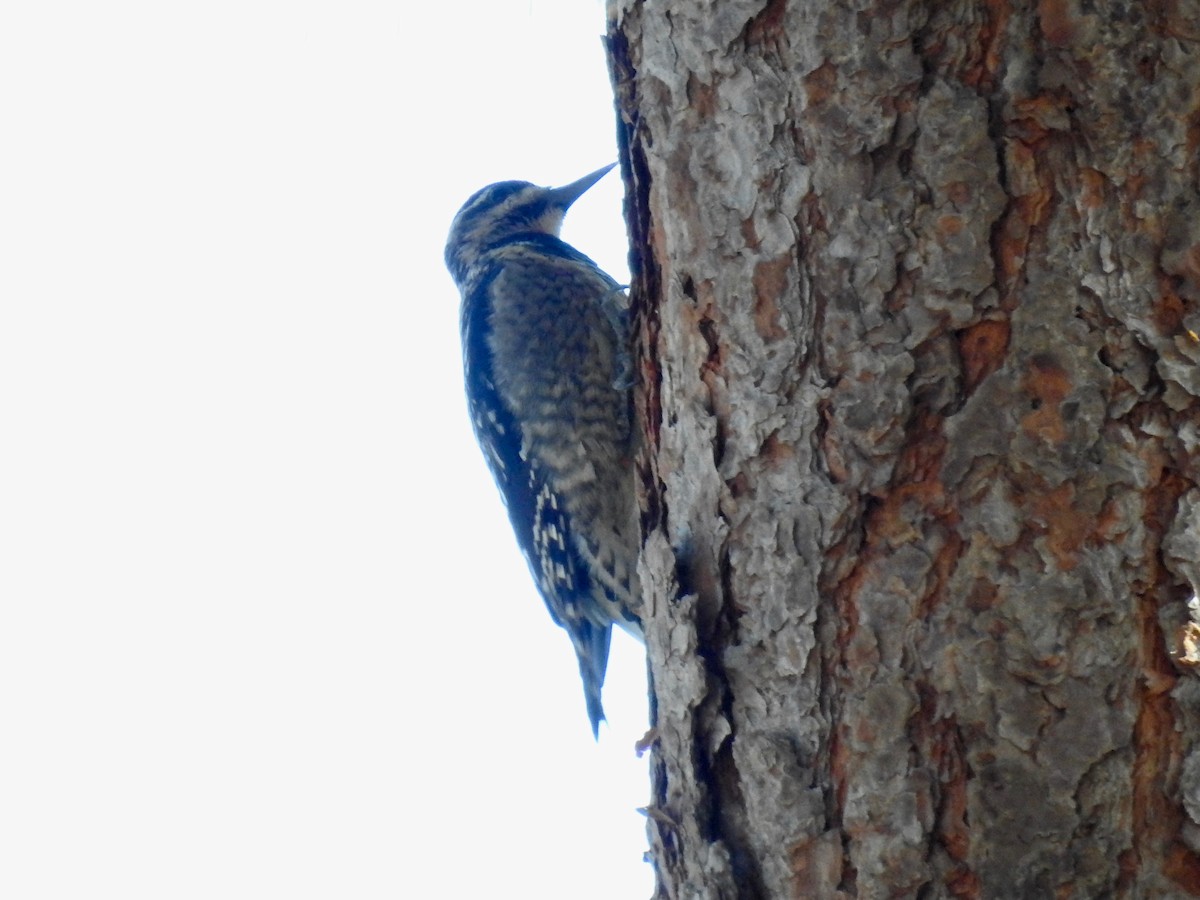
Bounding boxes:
[445,165,640,736]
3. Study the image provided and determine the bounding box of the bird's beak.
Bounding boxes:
[551,163,617,207]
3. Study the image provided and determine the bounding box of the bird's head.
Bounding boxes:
[444,164,615,286]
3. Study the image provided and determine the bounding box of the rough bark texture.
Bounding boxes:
[605,1,1200,897]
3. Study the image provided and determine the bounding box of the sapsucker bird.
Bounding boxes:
[445,164,640,736]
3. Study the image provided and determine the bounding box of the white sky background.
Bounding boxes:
[1,3,653,897]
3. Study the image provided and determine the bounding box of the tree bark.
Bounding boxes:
[606,1,1200,897]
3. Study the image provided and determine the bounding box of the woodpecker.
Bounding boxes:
[445,165,641,736]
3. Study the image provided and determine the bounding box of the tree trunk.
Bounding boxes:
[605,1,1200,897]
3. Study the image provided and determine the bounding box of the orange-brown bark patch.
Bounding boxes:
[1129,472,1188,891]
[745,0,789,48]
[1020,354,1072,445]
[937,214,966,237]
[685,73,717,117]
[946,866,982,899]
[753,255,791,341]
[1164,843,1200,895]
[803,61,838,106]
[1037,0,1076,46]
[759,431,795,470]
[1079,167,1106,210]
[1156,273,1190,336]
[959,319,1010,393]
[1025,482,1087,570]
[996,140,1052,293]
